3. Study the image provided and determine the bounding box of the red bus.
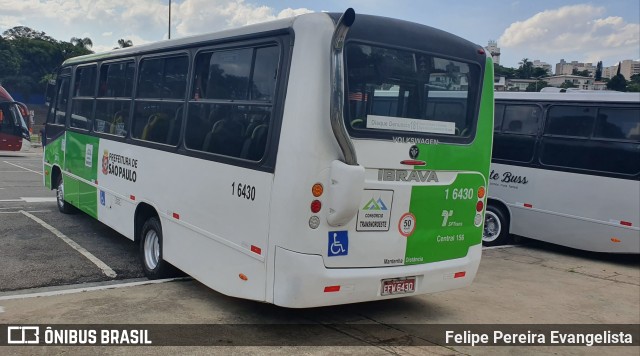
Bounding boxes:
[0,85,31,151]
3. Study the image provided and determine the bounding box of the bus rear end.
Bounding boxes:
[271,12,493,308]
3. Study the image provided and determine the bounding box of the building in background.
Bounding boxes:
[485,40,500,65]
[531,60,552,75]
[603,60,640,79]
[555,60,596,76]
[546,75,599,90]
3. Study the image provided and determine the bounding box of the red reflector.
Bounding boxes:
[454,271,466,279]
[524,203,533,208]
[478,48,485,55]
[130,195,135,201]
[311,200,322,213]
[476,201,484,212]
[324,285,340,293]
[620,221,632,227]
[251,245,262,255]
[172,212,180,220]
[611,238,621,243]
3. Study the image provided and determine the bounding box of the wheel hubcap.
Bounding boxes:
[483,211,501,242]
[143,230,160,270]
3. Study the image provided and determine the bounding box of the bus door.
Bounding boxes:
[328,43,493,268]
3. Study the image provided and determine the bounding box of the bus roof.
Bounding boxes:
[495,91,640,103]
[0,85,14,102]
[62,11,486,68]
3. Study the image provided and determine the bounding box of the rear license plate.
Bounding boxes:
[381,277,416,296]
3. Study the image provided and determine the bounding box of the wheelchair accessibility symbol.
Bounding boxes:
[328,231,349,257]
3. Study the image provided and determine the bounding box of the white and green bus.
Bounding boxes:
[43,9,494,307]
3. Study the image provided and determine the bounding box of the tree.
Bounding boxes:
[70,37,93,50]
[526,80,550,92]
[117,39,133,48]
[627,74,640,92]
[607,64,627,92]
[517,58,533,79]
[494,63,516,79]
[0,36,20,77]
[2,26,55,42]
[532,67,549,78]
[595,61,603,81]
[0,27,93,101]
[572,68,591,77]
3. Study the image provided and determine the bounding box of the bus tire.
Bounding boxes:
[55,175,76,214]
[139,217,174,279]
[482,205,510,246]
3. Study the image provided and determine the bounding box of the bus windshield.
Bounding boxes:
[0,102,28,131]
[346,43,479,139]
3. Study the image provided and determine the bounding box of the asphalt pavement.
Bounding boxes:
[0,147,638,355]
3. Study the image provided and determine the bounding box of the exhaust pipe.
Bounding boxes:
[330,8,357,166]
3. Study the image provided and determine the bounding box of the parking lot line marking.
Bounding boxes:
[0,210,51,214]
[2,161,43,175]
[0,199,22,202]
[21,197,57,203]
[0,278,185,301]
[19,210,118,278]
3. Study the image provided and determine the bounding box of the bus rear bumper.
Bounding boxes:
[273,244,482,308]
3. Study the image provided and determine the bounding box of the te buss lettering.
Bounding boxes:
[490,170,528,185]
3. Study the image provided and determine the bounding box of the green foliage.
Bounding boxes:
[595,61,603,81]
[607,74,627,92]
[625,74,639,92]
[0,36,21,77]
[560,80,577,89]
[0,26,93,100]
[516,58,533,79]
[494,63,516,79]
[526,80,550,92]
[571,68,591,77]
[531,67,548,78]
[116,39,133,49]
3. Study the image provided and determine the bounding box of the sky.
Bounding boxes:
[1,0,638,69]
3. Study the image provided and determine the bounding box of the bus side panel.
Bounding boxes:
[489,162,640,253]
[64,131,100,218]
[43,133,66,189]
[97,139,273,302]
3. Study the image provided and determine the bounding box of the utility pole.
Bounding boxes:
[168,0,171,39]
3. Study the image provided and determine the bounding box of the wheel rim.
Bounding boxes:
[143,230,160,270]
[483,211,502,242]
[56,181,64,208]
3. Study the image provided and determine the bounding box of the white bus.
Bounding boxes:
[43,9,495,307]
[483,91,640,253]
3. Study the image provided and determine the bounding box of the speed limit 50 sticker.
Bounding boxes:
[398,213,416,237]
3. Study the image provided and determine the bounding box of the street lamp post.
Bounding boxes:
[168,0,171,39]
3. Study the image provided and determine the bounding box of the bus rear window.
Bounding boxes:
[346,43,479,139]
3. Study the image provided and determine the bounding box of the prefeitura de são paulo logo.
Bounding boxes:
[102,150,109,175]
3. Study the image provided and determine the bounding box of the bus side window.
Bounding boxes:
[493,104,539,162]
[185,45,278,161]
[70,65,97,131]
[494,104,505,131]
[594,108,640,141]
[52,77,70,126]
[133,55,188,145]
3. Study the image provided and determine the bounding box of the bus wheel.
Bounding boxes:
[55,176,75,214]
[483,206,510,246]
[139,217,174,279]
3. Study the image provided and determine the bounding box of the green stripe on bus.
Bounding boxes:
[405,57,494,264]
